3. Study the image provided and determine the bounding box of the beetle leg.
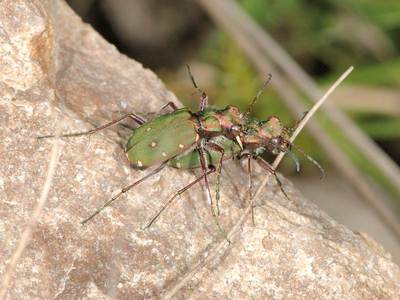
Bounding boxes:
[80,163,166,225]
[238,152,255,224]
[206,142,225,216]
[197,144,231,242]
[198,141,216,216]
[256,157,290,201]
[145,166,231,243]
[247,155,255,226]
[199,92,208,112]
[145,166,216,229]
[158,101,178,114]
[37,113,147,139]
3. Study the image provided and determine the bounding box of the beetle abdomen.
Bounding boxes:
[125,108,198,168]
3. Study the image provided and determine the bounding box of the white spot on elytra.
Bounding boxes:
[146,127,151,132]
[176,162,181,168]
[151,141,157,147]
[162,152,167,157]
[179,144,184,149]
[137,160,143,167]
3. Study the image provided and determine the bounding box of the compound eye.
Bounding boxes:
[228,106,240,115]
[271,138,278,145]
[230,125,240,132]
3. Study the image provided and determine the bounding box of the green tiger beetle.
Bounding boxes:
[38,66,324,240]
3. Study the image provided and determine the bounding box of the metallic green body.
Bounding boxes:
[168,136,241,169]
[125,105,246,170]
[125,108,197,168]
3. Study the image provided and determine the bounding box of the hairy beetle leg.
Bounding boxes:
[256,157,290,201]
[81,163,166,225]
[37,112,147,139]
[145,166,231,244]
[206,142,225,216]
[145,167,216,229]
[247,155,255,226]
[198,142,216,216]
[158,101,178,114]
[197,143,230,243]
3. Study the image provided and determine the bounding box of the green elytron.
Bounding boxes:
[38,68,323,234]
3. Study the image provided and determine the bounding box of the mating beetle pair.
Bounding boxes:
[39,67,323,234]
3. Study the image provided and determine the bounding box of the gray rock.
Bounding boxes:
[0,1,399,299]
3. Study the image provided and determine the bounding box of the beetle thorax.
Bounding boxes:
[197,105,244,138]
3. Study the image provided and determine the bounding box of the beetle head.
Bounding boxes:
[221,105,246,138]
[259,116,290,154]
[225,105,243,123]
[257,116,325,178]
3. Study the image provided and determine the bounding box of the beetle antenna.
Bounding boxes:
[186,64,208,112]
[290,143,325,179]
[286,150,301,173]
[244,73,272,117]
[286,111,308,134]
[186,64,200,90]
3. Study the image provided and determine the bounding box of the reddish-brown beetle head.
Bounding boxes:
[258,116,290,154]
[256,116,325,178]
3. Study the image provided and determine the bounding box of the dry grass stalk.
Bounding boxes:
[0,122,62,300]
[272,66,354,168]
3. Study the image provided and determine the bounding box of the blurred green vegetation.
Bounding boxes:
[238,0,400,73]
[167,0,400,182]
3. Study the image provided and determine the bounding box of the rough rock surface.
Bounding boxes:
[0,1,399,299]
